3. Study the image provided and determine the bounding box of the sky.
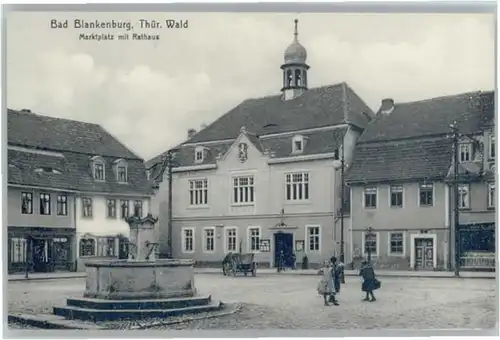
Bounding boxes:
[7,12,495,161]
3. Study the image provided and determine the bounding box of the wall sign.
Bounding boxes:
[259,239,270,252]
[295,240,304,252]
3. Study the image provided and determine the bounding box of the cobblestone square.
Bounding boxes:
[8,274,496,330]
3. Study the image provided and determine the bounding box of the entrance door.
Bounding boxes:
[32,239,50,272]
[274,232,293,268]
[415,238,434,269]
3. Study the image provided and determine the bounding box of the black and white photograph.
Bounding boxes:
[4,5,497,335]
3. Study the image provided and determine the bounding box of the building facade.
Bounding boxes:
[7,109,152,273]
[149,20,374,268]
[345,91,495,271]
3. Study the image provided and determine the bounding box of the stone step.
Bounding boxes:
[66,295,211,310]
[53,300,223,322]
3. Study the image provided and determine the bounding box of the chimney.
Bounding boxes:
[187,128,197,139]
[380,98,395,115]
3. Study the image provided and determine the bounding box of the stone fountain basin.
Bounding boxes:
[83,259,196,300]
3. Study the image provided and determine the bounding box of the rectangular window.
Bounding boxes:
[189,179,208,205]
[307,226,320,252]
[459,143,472,162]
[488,183,495,208]
[10,237,27,263]
[21,192,33,214]
[182,228,194,253]
[82,197,93,218]
[57,194,68,216]
[39,193,51,215]
[458,184,470,209]
[79,238,96,257]
[96,237,116,257]
[285,172,309,201]
[120,200,129,219]
[203,228,215,252]
[294,140,303,152]
[248,227,261,252]
[490,135,496,159]
[364,187,377,208]
[117,166,127,182]
[389,232,404,254]
[390,185,403,208]
[195,150,203,161]
[419,183,433,207]
[490,135,495,159]
[364,233,377,256]
[233,176,255,204]
[225,228,237,252]
[133,200,143,217]
[107,199,117,218]
[94,163,105,180]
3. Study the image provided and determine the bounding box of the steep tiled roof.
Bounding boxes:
[345,138,453,184]
[8,110,151,195]
[147,82,374,174]
[359,91,495,143]
[187,82,373,143]
[8,109,140,159]
[165,127,348,168]
[8,149,152,195]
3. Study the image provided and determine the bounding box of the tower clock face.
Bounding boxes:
[238,143,248,163]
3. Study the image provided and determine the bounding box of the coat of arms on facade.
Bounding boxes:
[238,142,248,163]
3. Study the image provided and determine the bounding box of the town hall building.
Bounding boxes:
[149,20,375,268]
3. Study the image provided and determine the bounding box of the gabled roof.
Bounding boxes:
[8,109,151,195]
[345,137,453,184]
[187,82,373,143]
[8,109,140,159]
[359,90,495,143]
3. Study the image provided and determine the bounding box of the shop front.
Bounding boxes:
[8,227,76,274]
[458,222,495,271]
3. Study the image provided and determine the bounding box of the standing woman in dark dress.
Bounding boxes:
[359,260,380,302]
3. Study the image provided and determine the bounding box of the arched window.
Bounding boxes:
[295,69,302,87]
[286,70,293,87]
[302,71,307,87]
[90,156,106,181]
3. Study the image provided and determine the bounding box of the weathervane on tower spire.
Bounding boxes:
[294,19,299,40]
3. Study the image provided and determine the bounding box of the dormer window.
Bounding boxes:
[34,167,62,174]
[459,143,472,162]
[292,135,305,154]
[194,146,204,163]
[113,159,128,183]
[91,156,106,181]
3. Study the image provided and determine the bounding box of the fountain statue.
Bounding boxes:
[53,213,222,322]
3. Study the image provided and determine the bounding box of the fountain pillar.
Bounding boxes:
[126,214,158,261]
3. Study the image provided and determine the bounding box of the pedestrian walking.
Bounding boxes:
[359,260,381,302]
[317,257,339,306]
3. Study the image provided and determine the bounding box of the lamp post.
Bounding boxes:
[25,235,32,279]
[365,226,375,263]
[339,133,346,283]
[449,121,460,277]
[166,149,178,259]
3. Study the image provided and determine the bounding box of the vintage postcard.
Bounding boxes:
[4,4,497,337]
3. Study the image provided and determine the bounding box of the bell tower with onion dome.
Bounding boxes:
[281,19,309,101]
